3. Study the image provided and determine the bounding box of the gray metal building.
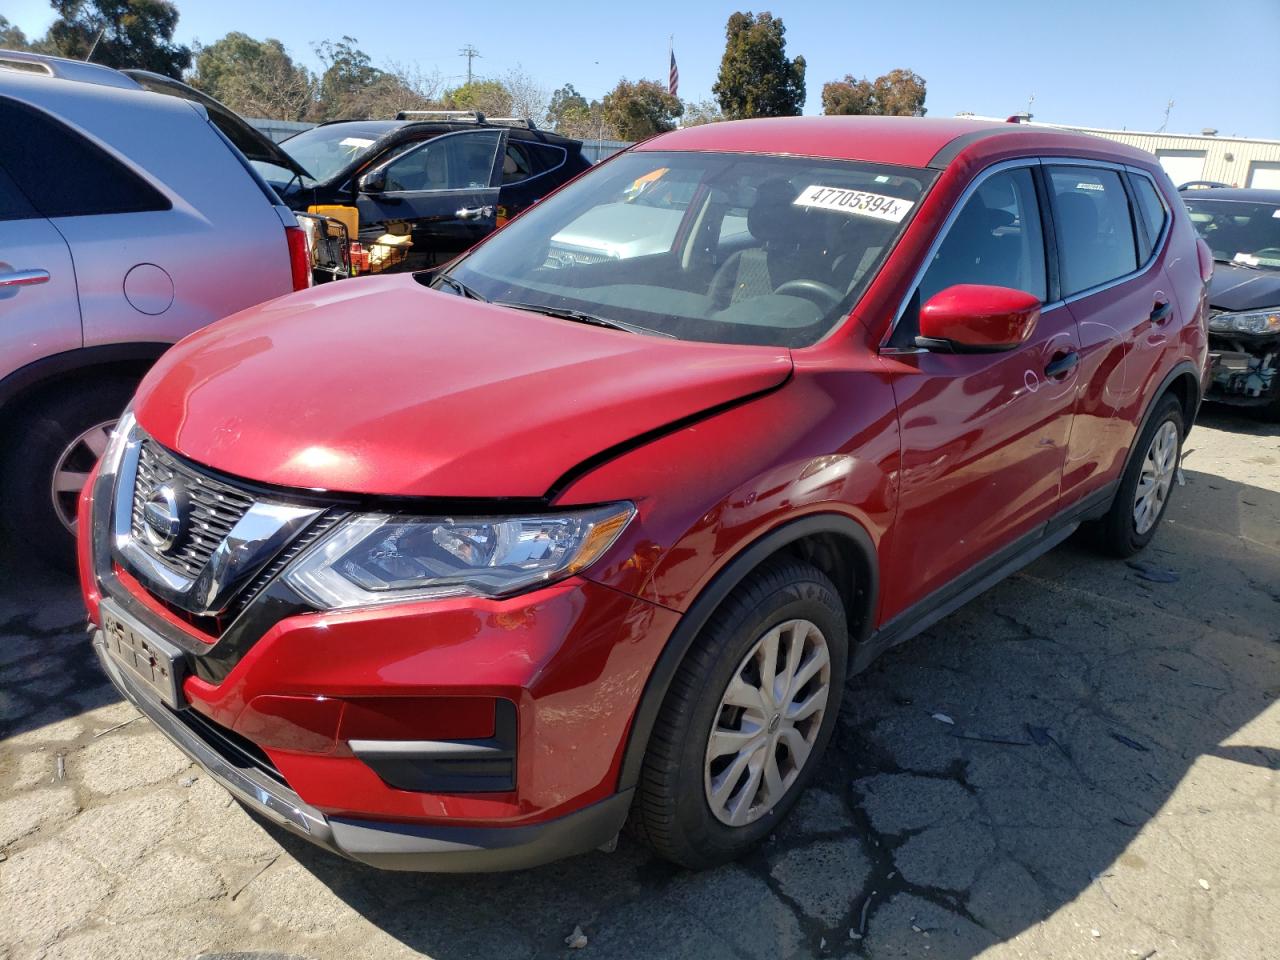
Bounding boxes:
[958,114,1280,189]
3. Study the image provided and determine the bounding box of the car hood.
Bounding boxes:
[134,276,793,499]
[1207,262,1280,312]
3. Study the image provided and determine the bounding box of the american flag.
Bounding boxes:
[669,48,679,99]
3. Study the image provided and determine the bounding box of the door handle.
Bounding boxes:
[456,205,494,221]
[1149,300,1173,326]
[1044,350,1079,379]
[0,268,51,288]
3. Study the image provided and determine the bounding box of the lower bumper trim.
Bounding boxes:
[92,631,632,872]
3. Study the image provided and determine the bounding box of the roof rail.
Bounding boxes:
[396,109,487,123]
[486,116,538,130]
[0,48,140,90]
[392,109,538,130]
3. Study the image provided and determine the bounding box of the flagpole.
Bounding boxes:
[669,34,677,127]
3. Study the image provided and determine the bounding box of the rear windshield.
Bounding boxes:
[1184,197,1280,269]
[441,150,935,347]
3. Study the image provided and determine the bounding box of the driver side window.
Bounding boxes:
[381,130,502,193]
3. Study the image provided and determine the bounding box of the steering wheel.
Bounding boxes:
[1252,248,1280,261]
[772,278,843,310]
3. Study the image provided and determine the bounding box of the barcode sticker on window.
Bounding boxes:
[793,185,914,222]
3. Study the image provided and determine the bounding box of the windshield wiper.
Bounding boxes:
[1214,256,1261,271]
[434,274,488,301]
[494,301,674,338]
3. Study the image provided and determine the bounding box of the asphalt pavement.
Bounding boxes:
[1,409,1277,960]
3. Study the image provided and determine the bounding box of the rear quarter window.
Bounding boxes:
[0,96,171,218]
[1129,174,1169,261]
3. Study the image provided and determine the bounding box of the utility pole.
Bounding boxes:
[1157,98,1174,133]
[459,45,480,86]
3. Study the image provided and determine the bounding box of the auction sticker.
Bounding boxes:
[793,185,914,222]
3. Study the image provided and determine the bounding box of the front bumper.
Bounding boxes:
[93,630,633,872]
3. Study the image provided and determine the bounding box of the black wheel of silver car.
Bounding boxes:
[632,557,847,869]
[0,377,136,572]
[1093,393,1184,558]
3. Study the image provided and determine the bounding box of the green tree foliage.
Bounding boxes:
[712,11,805,120]
[682,98,724,126]
[190,32,314,122]
[442,78,512,117]
[601,78,682,140]
[548,84,588,126]
[822,68,927,117]
[0,15,30,49]
[309,36,439,121]
[547,83,609,137]
[44,0,191,77]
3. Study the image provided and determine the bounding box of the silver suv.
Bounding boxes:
[0,51,311,568]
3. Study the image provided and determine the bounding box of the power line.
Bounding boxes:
[459,44,481,85]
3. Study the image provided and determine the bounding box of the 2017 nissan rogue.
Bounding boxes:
[80,117,1211,872]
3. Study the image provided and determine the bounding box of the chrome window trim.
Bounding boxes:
[881,157,1041,348]
[504,140,569,187]
[882,156,1174,348]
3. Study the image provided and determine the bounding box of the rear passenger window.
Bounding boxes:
[918,166,1047,305]
[0,97,170,219]
[502,142,567,184]
[1048,167,1138,295]
[1130,174,1168,261]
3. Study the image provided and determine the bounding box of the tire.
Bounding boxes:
[1091,393,1184,558]
[0,377,136,573]
[631,557,848,869]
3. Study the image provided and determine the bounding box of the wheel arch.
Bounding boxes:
[616,512,879,792]
[0,343,167,424]
[1129,361,1202,470]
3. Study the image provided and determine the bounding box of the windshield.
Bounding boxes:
[441,151,935,347]
[260,120,404,185]
[1184,197,1280,270]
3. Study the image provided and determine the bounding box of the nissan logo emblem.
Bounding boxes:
[141,483,187,553]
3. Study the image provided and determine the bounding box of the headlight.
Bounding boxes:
[285,503,635,609]
[1208,308,1280,335]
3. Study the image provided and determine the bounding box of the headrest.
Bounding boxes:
[748,178,806,245]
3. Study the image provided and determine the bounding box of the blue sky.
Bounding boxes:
[8,0,1280,138]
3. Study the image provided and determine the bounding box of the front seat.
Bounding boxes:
[709,179,827,307]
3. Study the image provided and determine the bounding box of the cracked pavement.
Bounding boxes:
[1,410,1277,960]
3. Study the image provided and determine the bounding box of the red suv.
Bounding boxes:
[80,117,1211,872]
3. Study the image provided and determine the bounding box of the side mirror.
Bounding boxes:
[916,284,1041,353]
[358,168,387,195]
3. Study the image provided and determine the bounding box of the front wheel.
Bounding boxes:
[631,558,847,869]
[1091,393,1184,557]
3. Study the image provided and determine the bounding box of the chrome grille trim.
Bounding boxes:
[130,440,256,577]
[112,427,324,618]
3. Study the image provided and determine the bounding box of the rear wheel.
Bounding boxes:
[1091,393,1184,557]
[632,558,847,869]
[0,378,136,572]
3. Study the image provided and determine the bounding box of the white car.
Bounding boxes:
[0,50,312,567]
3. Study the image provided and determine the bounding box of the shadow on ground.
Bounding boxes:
[253,466,1279,959]
[0,550,121,740]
